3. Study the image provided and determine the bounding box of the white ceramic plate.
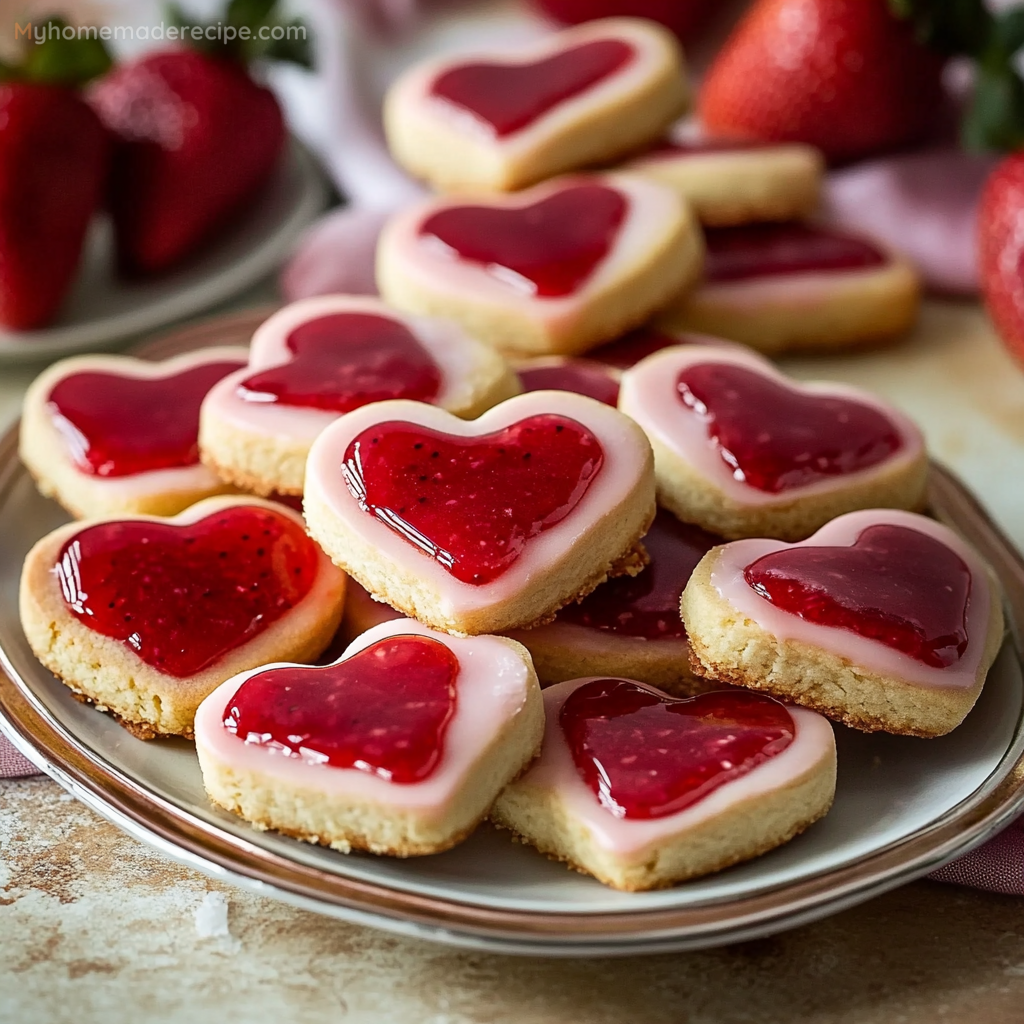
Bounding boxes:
[0,325,1022,954]
[0,142,326,364]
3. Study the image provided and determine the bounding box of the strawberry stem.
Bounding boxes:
[0,16,112,87]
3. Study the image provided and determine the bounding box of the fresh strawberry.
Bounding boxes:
[0,20,110,330]
[979,154,1024,366]
[698,0,945,163]
[529,0,713,39]
[89,1,309,277]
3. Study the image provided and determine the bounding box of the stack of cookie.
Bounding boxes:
[15,18,1002,893]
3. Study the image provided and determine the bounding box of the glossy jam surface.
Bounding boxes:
[677,362,902,493]
[237,313,442,413]
[588,327,684,369]
[342,415,604,585]
[518,360,620,406]
[56,508,320,677]
[48,361,243,477]
[559,509,718,638]
[420,184,627,298]
[431,39,634,137]
[703,223,887,283]
[744,525,972,668]
[561,680,794,819]
[223,635,458,782]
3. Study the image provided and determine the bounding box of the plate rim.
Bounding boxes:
[1,324,1024,952]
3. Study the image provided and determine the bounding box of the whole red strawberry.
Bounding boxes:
[530,0,713,39]
[979,154,1024,366]
[698,0,945,163]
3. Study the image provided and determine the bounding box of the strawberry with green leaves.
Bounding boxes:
[0,20,110,330]
[90,0,310,277]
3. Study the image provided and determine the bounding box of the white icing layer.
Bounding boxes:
[22,348,248,504]
[304,391,653,619]
[194,619,534,813]
[378,173,688,332]
[710,508,994,689]
[619,344,925,507]
[520,678,834,858]
[201,296,500,445]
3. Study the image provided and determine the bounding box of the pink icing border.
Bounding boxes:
[618,344,925,507]
[201,296,499,444]
[304,391,653,619]
[710,509,995,689]
[194,618,535,812]
[517,677,834,858]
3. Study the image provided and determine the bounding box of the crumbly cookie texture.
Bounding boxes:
[20,348,248,519]
[657,255,921,355]
[18,496,346,738]
[376,173,704,358]
[490,681,837,891]
[385,18,689,193]
[680,541,1005,738]
[199,296,521,497]
[303,393,657,636]
[195,624,545,857]
[624,143,823,226]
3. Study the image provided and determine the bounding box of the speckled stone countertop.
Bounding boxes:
[2,300,1024,1023]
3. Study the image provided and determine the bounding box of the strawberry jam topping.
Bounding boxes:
[55,507,320,677]
[420,184,627,298]
[703,223,887,283]
[676,362,903,492]
[588,327,685,369]
[430,39,634,137]
[518,359,620,405]
[744,525,972,668]
[559,510,718,638]
[237,312,442,412]
[342,415,604,585]
[223,635,458,782]
[47,360,243,477]
[561,680,794,819]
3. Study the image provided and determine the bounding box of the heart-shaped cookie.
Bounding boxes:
[657,222,920,354]
[619,344,927,540]
[490,677,836,890]
[304,390,656,635]
[377,172,703,357]
[385,17,688,192]
[681,509,1005,737]
[195,618,544,856]
[199,296,519,497]
[516,357,621,406]
[20,496,346,737]
[20,348,247,518]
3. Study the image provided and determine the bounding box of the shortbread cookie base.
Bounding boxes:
[20,348,248,519]
[18,497,347,737]
[491,693,836,891]
[680,546,1005,737]
[657,258,920,355]
[626,144,823,227]
[377,173,705,357]
[385,18,689,193]
[195,630,545,856]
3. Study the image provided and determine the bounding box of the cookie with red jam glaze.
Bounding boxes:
[619,345,928,541]
[515,356,621,405]
[657,222,920,354]
[195,618,544,856]
[304,391,656,636]
[680,510,1005,737]
[19,496,346,738]
[384,18,688,193]
[490,677,836,890]
[623,136,823,226]
[198,296,519,497]
[376,172,703,357]
[20,349,248,518]
[507,509,721,694]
